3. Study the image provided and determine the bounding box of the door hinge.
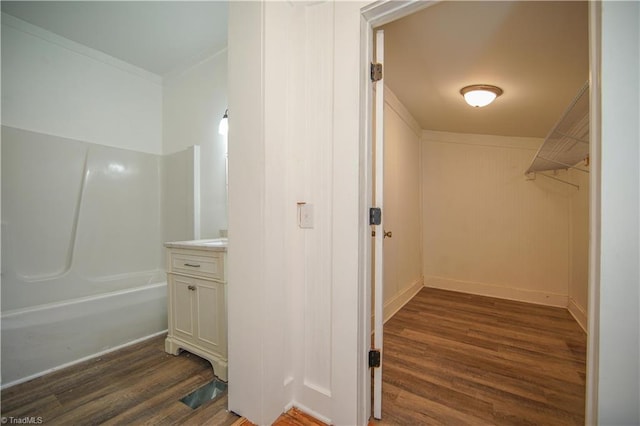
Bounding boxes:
[370,63,383,82]
[369,349,381,368]
[370,207,382,226]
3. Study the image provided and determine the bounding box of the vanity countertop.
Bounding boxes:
[164,238,228,252]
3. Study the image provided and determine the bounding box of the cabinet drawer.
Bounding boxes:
[169,250,224,280]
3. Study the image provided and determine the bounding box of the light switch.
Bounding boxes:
[298,203,314,229]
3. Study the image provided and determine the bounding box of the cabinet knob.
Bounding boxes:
[384,230,392,239]
[184,263,201,268]
[187,285,196,291]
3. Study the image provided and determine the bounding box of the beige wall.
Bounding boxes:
[568,166,589,330]
[385,89,591,320]
[382,87,423,321]
[421,130,574,306]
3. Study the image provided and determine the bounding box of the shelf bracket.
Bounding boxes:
[526,171,579,189]
[536,156,589,173]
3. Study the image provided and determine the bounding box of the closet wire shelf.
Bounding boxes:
[525,81,589,188]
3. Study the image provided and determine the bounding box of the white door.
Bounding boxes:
[372,28,385,420]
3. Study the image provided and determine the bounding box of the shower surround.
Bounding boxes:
[1,126,167,386]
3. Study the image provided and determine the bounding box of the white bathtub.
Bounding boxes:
[1,127,169,388]
[1,280,168,388]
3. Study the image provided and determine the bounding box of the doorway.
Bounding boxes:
[363,1,596,423]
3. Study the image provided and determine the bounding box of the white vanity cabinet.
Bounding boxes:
[164,240,228,381]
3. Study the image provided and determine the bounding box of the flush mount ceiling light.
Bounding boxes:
[460,84,503,107]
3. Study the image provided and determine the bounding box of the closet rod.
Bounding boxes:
[534,172,580,189]
[537,156,589,173]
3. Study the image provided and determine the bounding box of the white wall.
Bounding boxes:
[161,148,196,243]
[382,87,423,321]
[1,13,162,155]
[421,130,572,306]
[597,1,640,423]
[162,50,227,155]
[227,2,365,424]
[228,2,273,422]
[163,50,228,238]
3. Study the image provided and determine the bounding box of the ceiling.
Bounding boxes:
[1,1,588,138]
[380,1,589,138]
[1,1,228,77]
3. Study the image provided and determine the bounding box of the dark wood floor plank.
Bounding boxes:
[383,362,498,424]
[238,407,328,426]
[100,373,209,425]
[384,348,549,406]
[1,335,238,425]
[0,394,62,420]
[386,326,584,394]
[375,287,586,425]
[2,341,162,410]
[47,352,212,423]
[379,383,491,426]
[273,408,328,426]
[179,389,236,426]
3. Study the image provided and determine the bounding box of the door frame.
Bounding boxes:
[357,0,602,423]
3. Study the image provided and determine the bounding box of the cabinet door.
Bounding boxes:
[194,279,226,356]
[171,275,196,341]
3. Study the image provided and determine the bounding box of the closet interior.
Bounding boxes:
[378,1,590,331]
[526,81,590,189]
[374,1,590,422]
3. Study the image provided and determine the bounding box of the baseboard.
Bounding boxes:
[384,278,424,323]
[370,278,424,329]
[568,297,588,333]
[289,401,332,425]
[424,276,568,307]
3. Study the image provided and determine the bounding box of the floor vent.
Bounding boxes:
[180,379,227,409]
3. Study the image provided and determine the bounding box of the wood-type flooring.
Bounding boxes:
[0,335,239,425]
[2,287,586,425]
[373,287,587,425]
[238,408,327,426]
